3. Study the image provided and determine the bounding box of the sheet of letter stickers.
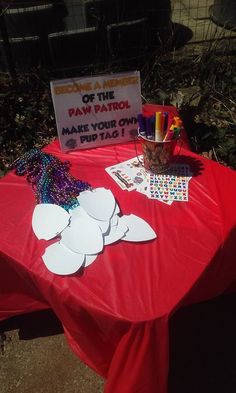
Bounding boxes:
[149,173,189,201]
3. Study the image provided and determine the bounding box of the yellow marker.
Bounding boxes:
[155,112,163,142]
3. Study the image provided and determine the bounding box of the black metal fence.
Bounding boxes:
[1,1,236,77]
[0,1,172,73]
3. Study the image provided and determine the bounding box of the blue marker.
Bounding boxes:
[137,114,146,136]
[146,116,154,139]
[163,112,168,132]
[150,115,156,139]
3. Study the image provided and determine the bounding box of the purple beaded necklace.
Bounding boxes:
[12,148,91,211]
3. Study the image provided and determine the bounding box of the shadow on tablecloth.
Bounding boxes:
[169,293,236,393]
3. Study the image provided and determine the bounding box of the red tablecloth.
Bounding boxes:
[1,133,236,392]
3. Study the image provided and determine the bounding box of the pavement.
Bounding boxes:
[0,310,104,393]
[1,294,236,392]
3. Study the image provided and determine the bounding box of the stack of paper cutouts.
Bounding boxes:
[32,187,157,275]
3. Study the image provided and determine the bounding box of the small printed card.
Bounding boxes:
[105,158,191,204]
[105,156,147,192]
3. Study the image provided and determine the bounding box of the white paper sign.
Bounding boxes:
[50,71,142,151]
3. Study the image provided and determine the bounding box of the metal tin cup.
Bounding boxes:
[138,132,179,174]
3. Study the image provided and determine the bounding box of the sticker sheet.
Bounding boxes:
[149,174,189,201]
[105,158,191,204]
[148,164,192,202]
[105,156,147,192]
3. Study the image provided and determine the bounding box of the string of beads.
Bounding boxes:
[12,148,91,211]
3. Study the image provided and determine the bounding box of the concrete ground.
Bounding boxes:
[1,294,236,393]
[0,310,104,393]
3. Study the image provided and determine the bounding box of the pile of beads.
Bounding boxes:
[12,148,91,211]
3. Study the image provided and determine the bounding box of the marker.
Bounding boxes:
[146,116,154,139]
[137,113,146,136]
[167,113,174,134]
[173,116,182,127]
[161,112,168,140]
[173,127,181,138]
[163,112,168,133]
[155,112,163,142]
[169,125,181,138]
[150,115,156,139]
[163,129,174,142]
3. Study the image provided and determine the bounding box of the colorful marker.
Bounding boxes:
[137,113,146,136]
[150,115,156,139]
[163,128,175,142]
[163,112,168,133]
[146,116,154,139]
[155,111,163,142]
[173,116,182,128]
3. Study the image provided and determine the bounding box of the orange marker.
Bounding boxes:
[173,116,182,127]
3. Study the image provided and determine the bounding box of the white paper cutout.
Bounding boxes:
[77,187,116,221]
[104,217,128,245]
[113,202,120,216]
[84,254,98,267]
[120,214,157,242]
[42,241,84,275]
[109,201,120,228]
[110,215,119,228]
[61,216,104,254]
[32,187,157,275]
[95,219,110,234]
[69,205,89,220]
[32,204,70,240]
[69,205,110,234]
